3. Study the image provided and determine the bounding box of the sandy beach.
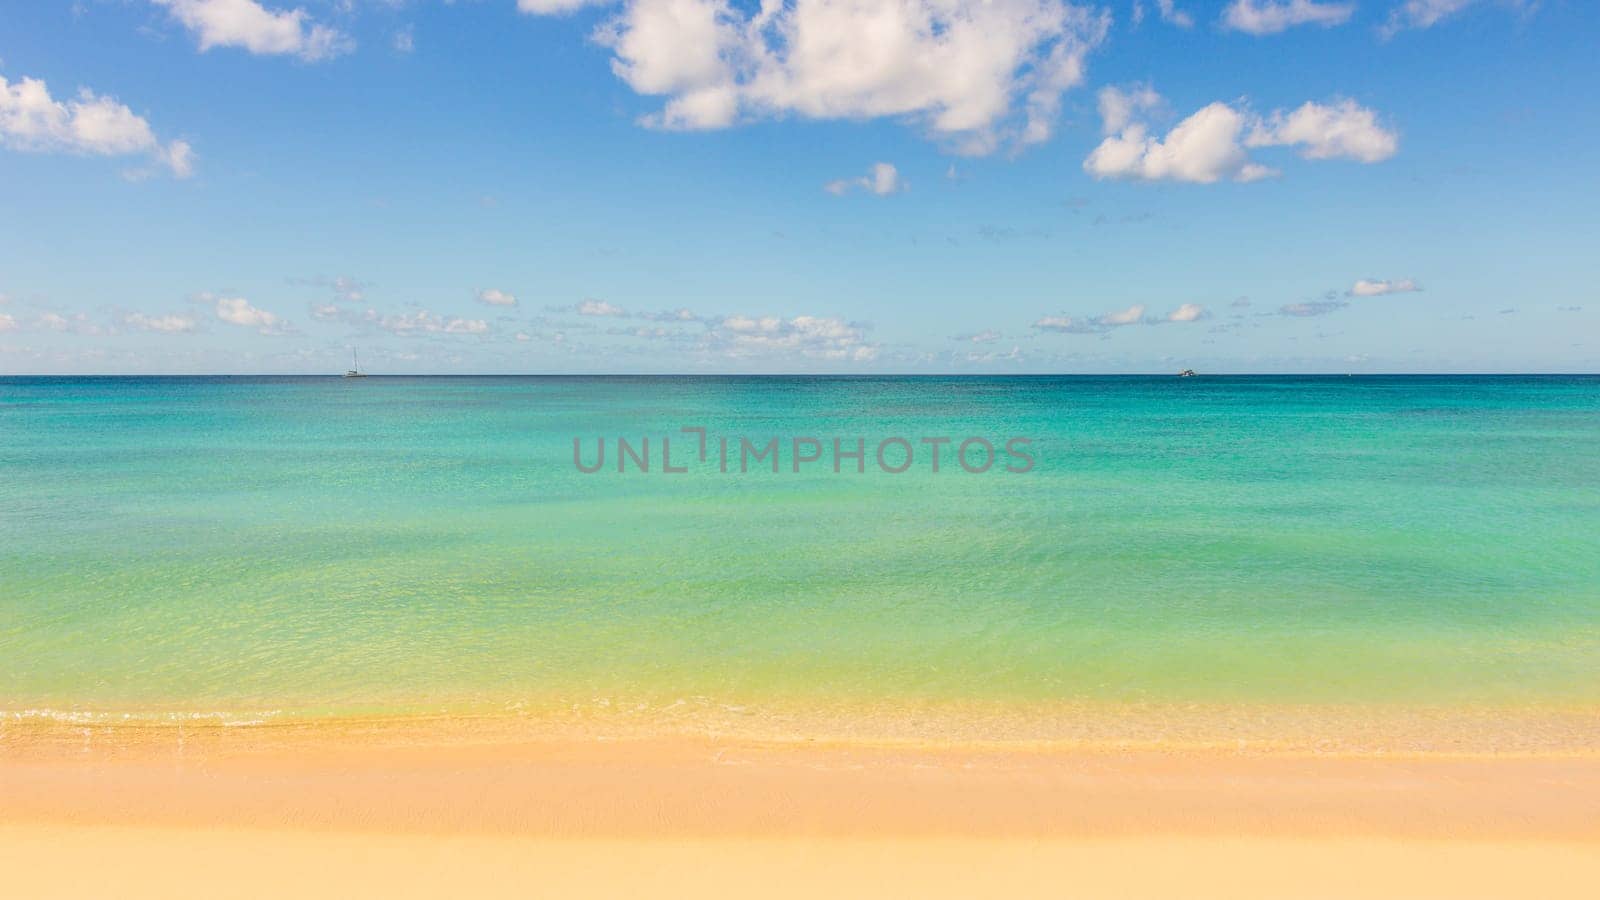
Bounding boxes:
[4,714,1598,898]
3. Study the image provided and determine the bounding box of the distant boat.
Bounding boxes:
[343,349,367,378]
[1178,369,1197,377]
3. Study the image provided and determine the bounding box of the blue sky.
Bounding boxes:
[0,0,1595,373]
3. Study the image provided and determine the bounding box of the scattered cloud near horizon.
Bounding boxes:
[1349,278,1422,296]
[370,309,489,336]
[1033,302,1209,333]
[125,311,200,334]
[477,288,518,307]
[825,163,904,197]
[210,294,293,335]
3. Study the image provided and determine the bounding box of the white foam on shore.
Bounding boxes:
[2,708,285,727]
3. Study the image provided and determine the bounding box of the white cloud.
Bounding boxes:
[1095,303,1146,327]
[713,313,877,361]
[392,27,415,54]
[1086,88,1396,183]
[1247,100,1399,163]
[212,295,292,334]
[477,288,518,307]
[36,312,112,335]
[0,313,16,333]
[1280,299,1347,316]
[575,298,626,317]
[0,75,194,177]
[1032,314,1097,333]
[955,329,1002,343]
[331,276,365,302]
[369,309,490,335]
[125,311,199,333]
[1221,1,1353,35]
[1097,83,1160,135]
[1086,97,1275,184]
[1380,0,1479,37]
[583,0,1110,154]
[152,0,352,62]
[1154,0,1194,27]
[640,307,701,322]
[1037,301,1206,334]
[1348,278,1421,296]
[518,0,615,12]
[825,162,904,196]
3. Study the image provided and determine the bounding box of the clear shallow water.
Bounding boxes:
[2,375,1598,721]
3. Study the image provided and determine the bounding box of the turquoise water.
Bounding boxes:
[2,376,1599,720]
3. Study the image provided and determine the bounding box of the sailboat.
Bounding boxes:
[343,348,367,378]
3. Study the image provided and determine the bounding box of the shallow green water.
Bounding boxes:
[3,376,1598,720]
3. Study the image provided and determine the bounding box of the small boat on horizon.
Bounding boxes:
[1178,369,1197,377]
[343,349,367,378]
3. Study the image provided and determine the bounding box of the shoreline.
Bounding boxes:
[7,699,1600,756]
[6,711,1599,896]
[6,712,1600,839]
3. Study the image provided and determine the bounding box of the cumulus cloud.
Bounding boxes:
[571,0,1110,154]
[477,288,518,307]
[714,313,877,361]
[1095,303,1146,327]
[1221,0,1353,34]
[519,0,615,11]
[1097,83,1161,134]
[825,162,904,196]
[1280,299,1347,316]
[1036,301,1208,333]
[639,307,702,322]
[35,311,112,335]
[1248,100,1399,162]
[1154,0,1194,27]
[554,299,706,323]
[212,295,293,334]
[152,0,352,62]
[369,309,490,335]
[1348,278,1421,296]
[125,311,200,333]
[1085,93,1276,184]
[0,75,194,177]
[331,276,366,302]
[575,298,626,317]
[1380,0,1493,38]
[954,329,1003,343]
[1085,87,1397,183]
[0,313,17,333]
[1032,314,1099,333]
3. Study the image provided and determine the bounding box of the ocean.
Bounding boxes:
[3,375,1598,727]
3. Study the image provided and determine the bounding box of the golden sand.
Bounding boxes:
[3,714,1598,897]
